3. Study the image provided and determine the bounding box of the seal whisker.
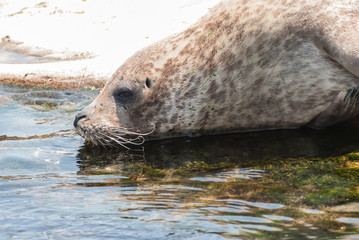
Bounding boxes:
[89,123,156,149]
[104,141,118,150]
[114,135,145,146]
[110,130,144,141]
[99,135,118,149]
[93,135,103,147]
[106,131,145,146]
[97,132,128,149]
[95,135,107,148]
[110,132,142,142]
[110,123,156,137]
[86,135,98,146]
[92,131,111,148]
[98,131,139,150]
[111,138,133,150]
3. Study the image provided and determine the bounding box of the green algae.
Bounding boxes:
[258,156,359,207]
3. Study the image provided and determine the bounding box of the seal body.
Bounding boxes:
[74,0,359,147]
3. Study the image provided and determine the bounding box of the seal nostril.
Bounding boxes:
[73,114,87,128]
[145,78,152,88]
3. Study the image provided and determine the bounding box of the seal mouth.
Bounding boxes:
[75,125,155,150]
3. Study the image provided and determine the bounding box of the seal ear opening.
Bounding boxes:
[145,78,152,88]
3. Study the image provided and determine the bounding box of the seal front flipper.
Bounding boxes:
[306,88,359,129]
[344,87,359,103]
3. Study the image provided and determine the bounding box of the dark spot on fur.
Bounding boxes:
[206,80,227,102]
[254,78,264,85]
[271,37,281,48]
[159,117,168,124]
[207,80,218,96]
[245,46,253,59]
[258,56,271,68]
[283,38,294,51]
[184,86,198,98]
[170,113,178,124]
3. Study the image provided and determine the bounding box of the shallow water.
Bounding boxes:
[0,84,358,239]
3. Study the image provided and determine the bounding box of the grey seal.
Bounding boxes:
[74,0,359,148]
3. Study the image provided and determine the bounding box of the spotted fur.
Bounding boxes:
[75,0,359,146]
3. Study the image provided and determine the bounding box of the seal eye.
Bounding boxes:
[118,91,133,98]
[114,89,134,101]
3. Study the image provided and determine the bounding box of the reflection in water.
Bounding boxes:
[77,119,359,170]
[0,84,358,239]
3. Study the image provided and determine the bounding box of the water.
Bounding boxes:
[0,83,358,239]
